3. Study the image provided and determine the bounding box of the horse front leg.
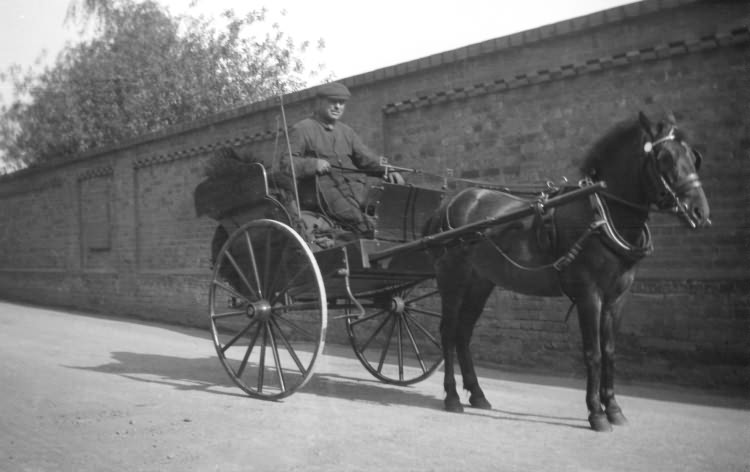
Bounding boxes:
[600,297,628,426]
[577,294,612,432]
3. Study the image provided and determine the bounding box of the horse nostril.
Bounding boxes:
[692,207,711,227]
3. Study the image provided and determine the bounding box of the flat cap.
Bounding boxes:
[316,82,351,100]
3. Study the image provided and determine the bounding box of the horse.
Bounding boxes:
[424,111,711,432]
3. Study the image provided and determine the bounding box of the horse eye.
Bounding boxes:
[658,150,675,170]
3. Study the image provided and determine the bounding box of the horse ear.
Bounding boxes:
[665,111,677,127]
[638,111,655,140]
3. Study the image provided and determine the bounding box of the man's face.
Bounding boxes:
[317,98,346,123]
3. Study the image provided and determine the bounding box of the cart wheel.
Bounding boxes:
[345,279,443,385]
[209,219,327,399]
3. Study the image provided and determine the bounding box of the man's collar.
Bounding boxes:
[313,113,336,131]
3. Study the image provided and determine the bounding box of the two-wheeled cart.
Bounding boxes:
[194,162,604,399]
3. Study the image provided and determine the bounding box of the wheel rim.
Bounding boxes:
[209,219,327,399]
[345,279,443,385]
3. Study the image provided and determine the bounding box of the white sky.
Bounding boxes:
[0,0,636,103]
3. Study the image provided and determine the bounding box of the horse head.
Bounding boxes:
[637,111,711,228]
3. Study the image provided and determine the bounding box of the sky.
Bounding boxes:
[0,0,636,104]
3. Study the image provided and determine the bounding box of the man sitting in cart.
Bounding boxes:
[283,82,404,234]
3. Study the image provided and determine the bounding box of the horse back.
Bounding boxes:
[429,188,566,297]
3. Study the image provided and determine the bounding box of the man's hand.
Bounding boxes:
[385,172,405,185]
[315,159,331,175]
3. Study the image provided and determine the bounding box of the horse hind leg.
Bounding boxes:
[440,305,463,412]
[438,288,462,411]
[437,257,472,413]
[455,277,495,410]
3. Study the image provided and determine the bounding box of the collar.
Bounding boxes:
[589,192,653,261]
[313,113,337,131]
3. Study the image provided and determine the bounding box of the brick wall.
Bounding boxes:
[0,0,747,389]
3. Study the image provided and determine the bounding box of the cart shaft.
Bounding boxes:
[368,181,606,263]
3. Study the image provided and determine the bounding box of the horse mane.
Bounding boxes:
[579,118,641,179]
[580,113,689,180]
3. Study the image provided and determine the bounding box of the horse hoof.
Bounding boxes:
[444,397,464,413]
[606,407,629,426]
[588,412,613,432]
[469,395,492,410]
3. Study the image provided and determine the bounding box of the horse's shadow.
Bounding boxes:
[309,372,589,430]
[67,351,588,430]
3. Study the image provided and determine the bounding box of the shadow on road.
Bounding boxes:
[305,373,590,431]
[41,301,747,412]
[68,351,591,431]
[66,352,247,398]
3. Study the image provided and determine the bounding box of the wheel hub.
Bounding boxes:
[390,296,406,314]
[246,299,273,322]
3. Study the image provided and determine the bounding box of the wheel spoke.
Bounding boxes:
[266,322,286,393]
[224,250,259,300]
[271,317,307,374]
[265,238,292,298]
[211,309,246,320]
[221,319,258,354]
[358,311,392,353]
[262,227,273,296]
[274,313,315,340]
[402,313,427,373]
[406,306,442,318]
[396,315,404,381]
[268,263,313,305]
[236,323,263,377]
[403,310,441,349]
[272,301,323,313]
[257,323,268,392]
[243,231,263,298]
[349,308,388,327]
[377,316,398,374]
[404,288,440,304]
[213,279,252,305]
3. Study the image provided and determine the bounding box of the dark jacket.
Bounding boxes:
[284,116,385,229]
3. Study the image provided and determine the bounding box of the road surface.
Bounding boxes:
[0,301,747,472]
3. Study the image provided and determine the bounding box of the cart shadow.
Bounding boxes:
[68,351,588,430]
[66,351,248,398]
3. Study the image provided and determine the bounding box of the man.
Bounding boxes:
[284,82,403,233]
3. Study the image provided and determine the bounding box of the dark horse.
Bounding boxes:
[424,112,710,432]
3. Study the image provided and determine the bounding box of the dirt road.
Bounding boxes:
[1,301,747,472]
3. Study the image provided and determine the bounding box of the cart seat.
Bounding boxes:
[194,162,270,220]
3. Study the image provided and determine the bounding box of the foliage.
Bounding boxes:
[0,0,328,170]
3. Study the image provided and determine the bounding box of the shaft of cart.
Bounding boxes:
[368,181,606,263]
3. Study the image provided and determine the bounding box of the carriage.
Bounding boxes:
[194,159,604,400]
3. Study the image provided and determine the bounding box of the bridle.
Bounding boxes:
[601,126,705,227]
[640,126,706,228]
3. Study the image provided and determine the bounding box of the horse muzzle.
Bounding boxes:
[677,184,711,229]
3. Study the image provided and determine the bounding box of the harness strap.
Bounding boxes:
[552,219,607,270]
[477,217,605,273]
